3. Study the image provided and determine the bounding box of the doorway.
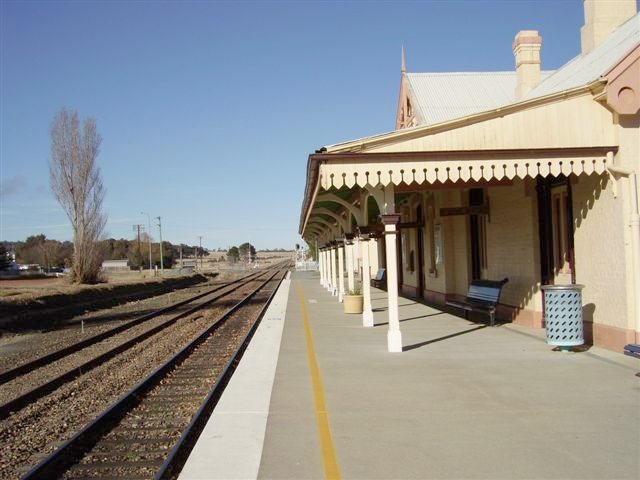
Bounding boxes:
[536,175,575,285]
[469,188,487,281]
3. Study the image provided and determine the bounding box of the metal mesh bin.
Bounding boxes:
[541,284,585,347]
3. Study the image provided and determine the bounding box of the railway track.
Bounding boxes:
[0,269,279,417]
[0,269,266,388]
[0,263,291,479]
[19,267,287,479]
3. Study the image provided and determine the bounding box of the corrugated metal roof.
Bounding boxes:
[525,13,640,100]
[406,71,553,125]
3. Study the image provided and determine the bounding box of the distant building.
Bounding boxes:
[101,259,129,271]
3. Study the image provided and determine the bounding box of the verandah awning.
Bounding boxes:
[299,146,616,236]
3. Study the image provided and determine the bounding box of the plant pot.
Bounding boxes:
[343,294,364,314]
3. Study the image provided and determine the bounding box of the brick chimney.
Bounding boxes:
[513,30,542,100]
[581,0,637,55]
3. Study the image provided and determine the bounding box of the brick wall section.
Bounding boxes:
[572,174,629,331]
[486,179,540,312]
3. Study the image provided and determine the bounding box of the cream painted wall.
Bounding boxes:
[485,179,540,311]
[572,173,629,330]
[366,94,616,153]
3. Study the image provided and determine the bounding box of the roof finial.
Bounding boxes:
[401,45,406,73]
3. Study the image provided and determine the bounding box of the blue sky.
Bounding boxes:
[0,0,616,250]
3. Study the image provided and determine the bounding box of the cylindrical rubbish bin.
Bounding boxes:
[541,284,585,347]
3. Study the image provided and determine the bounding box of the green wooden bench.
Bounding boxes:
[446,278,509,327]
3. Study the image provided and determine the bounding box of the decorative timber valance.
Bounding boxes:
[314,148,615,190]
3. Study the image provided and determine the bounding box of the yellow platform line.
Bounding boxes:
[296,281,341,480]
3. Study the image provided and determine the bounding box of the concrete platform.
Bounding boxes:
[180,270,640,480]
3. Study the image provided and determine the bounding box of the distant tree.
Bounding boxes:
[102,238,130,260]
[127,245,145,269]
[227,246,240,263]
[15,234,46,264]
[238,242,256,262]
[160,241,174,268]
[180,244,193,258]
[0,243,12,270]
[40,239,64,271]
[60,241,74,267]
[13,235,71,269]
[49,108,106,283]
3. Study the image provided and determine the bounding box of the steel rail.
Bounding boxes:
[0,270,272,420]
[0,270,266,386]
[19,267,287,480]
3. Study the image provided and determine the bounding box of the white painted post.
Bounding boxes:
[346,240,354,294]
[338,243,345,302]
[382,214,402,352]
[331,245,338,297]
[361,237,374,327]
[319,248,325,287]
[326,249,333,293]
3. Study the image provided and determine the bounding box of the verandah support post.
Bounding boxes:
[323,248,328,288]
[319,247,325,287]
[331,244,338,297]
[361,236,374,327]
[346,238,355,294]
[338,242,345,302]
[326,248,333,293]
[324,246,331,292]
[382,214,402,352]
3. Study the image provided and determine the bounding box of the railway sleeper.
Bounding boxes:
[172,364,224,371]
[101,431,177,442]
[65,476,149,480]
[160,375,209,382]
[80,452,167,462]
[117,421,188,430]
[66,459,162,472]
[144,399,204,408]
[166,373,217,379]
[149,392,204,400]
[141,409,197,418]
[96,438,173,448]
[89,446,173,457]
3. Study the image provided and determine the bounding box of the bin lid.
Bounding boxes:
[540,284,585,291]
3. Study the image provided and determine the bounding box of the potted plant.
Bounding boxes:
[343,284,364,314]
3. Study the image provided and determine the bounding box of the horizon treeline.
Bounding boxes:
[1,235,293,271]
[2,234,208,270]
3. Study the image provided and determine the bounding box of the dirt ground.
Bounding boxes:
[0,277,65,288]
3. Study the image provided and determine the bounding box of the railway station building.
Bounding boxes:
[299,0,640,353]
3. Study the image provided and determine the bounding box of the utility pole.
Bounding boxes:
[156,216,164,271]
[133,224,142,247]
[132,225,143,263]
[198,236,203,270]
[141,212,152,269]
